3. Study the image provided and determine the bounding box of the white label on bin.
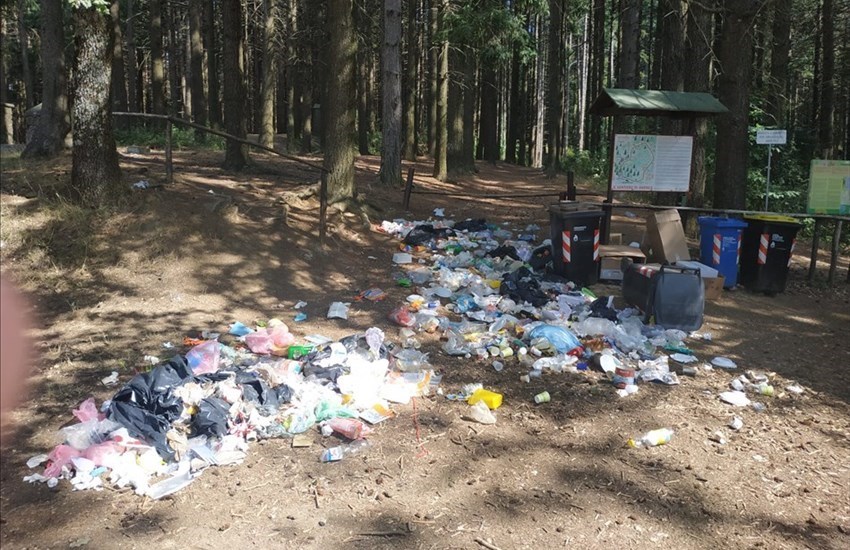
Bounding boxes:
[772,234,784,243]
[574,226,587,231]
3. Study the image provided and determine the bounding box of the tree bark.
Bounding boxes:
[150,0,165,117]
[402,0,417,160]
[205,0,221,127]
[461,46,476,171]
[286,0,299,150]
[447,47,465,179]
[381,0,402,185]
[22,0,69,158]
[298,0,314,154]
[588,0,604,153]
[125,0,139,113]
[222,0,249,169]
[324,0,357,202]
[70,5,123,207]
[481,64,499,165]
[619,0,639,89]
[545,0,564,177]
[110,1,128,130]
[259,0,279,148]
[684,0,712,215]
[428,0,438,156]
[819,0,834,159]
[0,17,10,143]
[189,0,207,140]
[17,0,34,109]
[532,15,546,168]
[165,0,181,117]
[506,45,520,164]
[766,0,790,127]
[713,0,762,210]
[432,0,448,181]
[355,0,370,154]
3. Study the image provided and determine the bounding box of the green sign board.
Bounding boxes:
[807,160,850,215]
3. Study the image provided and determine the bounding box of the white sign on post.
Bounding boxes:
[756,129,787,145]
[755,129,787,211]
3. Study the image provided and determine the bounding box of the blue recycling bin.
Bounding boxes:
[698,217,748,288]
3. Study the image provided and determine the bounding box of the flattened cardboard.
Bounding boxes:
[598,245,646,281]
[703,275,725,301]
[644,209,691,263]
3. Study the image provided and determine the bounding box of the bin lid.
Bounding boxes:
[744,214,800,225]
[697,216,747,228]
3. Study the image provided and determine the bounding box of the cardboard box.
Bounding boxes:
[703,275,725,301]
[599,244,647,281]
[643,209,691,263]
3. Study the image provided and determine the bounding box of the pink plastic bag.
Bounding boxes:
[44,444,81,478]
[82,440,123,467]
[245,329,273,355]
[388,306,416,327]
[186,340,221,374]
[327,417,372,440]
[269,325,295,348]
[72,397,102,422]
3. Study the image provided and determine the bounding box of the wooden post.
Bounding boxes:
[808,218,822,282]
[602,125,616,244]
[567,170,576,201]
[319,171,328,246]
[828,220,843,284]
[403,167,414,210]
[165,118,173,183]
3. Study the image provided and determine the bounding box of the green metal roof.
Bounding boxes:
[589,88,729,117]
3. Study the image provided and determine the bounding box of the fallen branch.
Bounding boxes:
[474,537,504,550]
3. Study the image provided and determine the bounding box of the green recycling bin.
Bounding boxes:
[739,214,801,295]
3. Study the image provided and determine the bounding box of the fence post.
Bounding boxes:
[808,218,822,282]
[829,220,843,285]
[403,167,414,210]
[567,171,576,201]
[165,118,173,184]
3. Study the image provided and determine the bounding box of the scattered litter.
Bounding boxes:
[392,252,413,264]
[720,391,751,407]
[294,312,307,322]
[294,301,308,309]
[463,401,496,425]
[670,353,698,364]
[433,208,445,217]
[709,430,727,445]
[785,384,804,395]
[327,302,350,320]
[131,180,150,190]
[101,371,119,386]
[628,428,674,448]
[711,357,737,369]
[729,416,743,431]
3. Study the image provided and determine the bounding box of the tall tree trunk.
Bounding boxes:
[545,0,564,177]
[17,0,34,109]
[110,1,128,130]
[126,0,139,113]
[0,18,10,143]
[532,15,546,168]
[767,0,791,127]
[428,0,438,156]
[811,1,820,132]
[588,0,604,153]
[166,1,181,117]
[656,0,687,204]
[518,50,529,164]
[578,12,588,150]
[22,0,69,157]
[402,0,417,160]
[205,0,221,127]
[684,0,712,215]
[381,0,402,185]
[222,0,249,169]
[619,0,639,89]
[355,0,370,154]
[259,0,279,148]
[650,0,663,89]
[432,0,448,181]
[462,47,476,170]
[70,4,123,206]
[713,0,762,210]
[324,0,357,202]
[819,0,834,159]
[447,47,464,178]
[299,0,314,154]
[150,0,165,116]
[506,46,520,164]
[286,0,299,150]
[189,0,207,140]
[481,64,499,165]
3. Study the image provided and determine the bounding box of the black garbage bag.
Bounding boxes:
[500,266,549,307]
[589,297,619,321]
[403,224,449,245]
[528,244,553,271]
[453,218,488,232]
[192,397,231,438]
[240,378,293,408]
[108,401,176,461]
[486,245,521,261]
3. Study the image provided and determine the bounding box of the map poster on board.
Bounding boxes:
[807,160,850,215]
[612,134,693,192]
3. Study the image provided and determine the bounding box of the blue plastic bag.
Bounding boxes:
[528,324,583,354]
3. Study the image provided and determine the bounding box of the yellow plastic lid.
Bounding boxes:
[744,214,799,224]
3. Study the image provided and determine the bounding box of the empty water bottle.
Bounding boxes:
[627,428,674,448]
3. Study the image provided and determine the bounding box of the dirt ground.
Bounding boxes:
[1,145,849,550]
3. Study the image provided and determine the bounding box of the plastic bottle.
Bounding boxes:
[627,428,674,448]
[320,440,370,462]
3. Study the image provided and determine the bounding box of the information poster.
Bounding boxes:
[612,134,693,192]
[807,160,850,215]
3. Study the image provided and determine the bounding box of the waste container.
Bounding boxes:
[739,214,801,295]
[548,204,605,286]
[697,217,747,288]
[621,262,704,331]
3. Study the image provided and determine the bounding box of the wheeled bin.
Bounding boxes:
[739,214,801,295]
[698,217,747,288]
[621,262,704,331]
[548,204,605,286]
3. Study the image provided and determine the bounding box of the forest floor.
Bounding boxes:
[0,143,849,550]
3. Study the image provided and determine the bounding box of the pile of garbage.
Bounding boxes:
[24,215,805,496]
[24,323,437,499]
